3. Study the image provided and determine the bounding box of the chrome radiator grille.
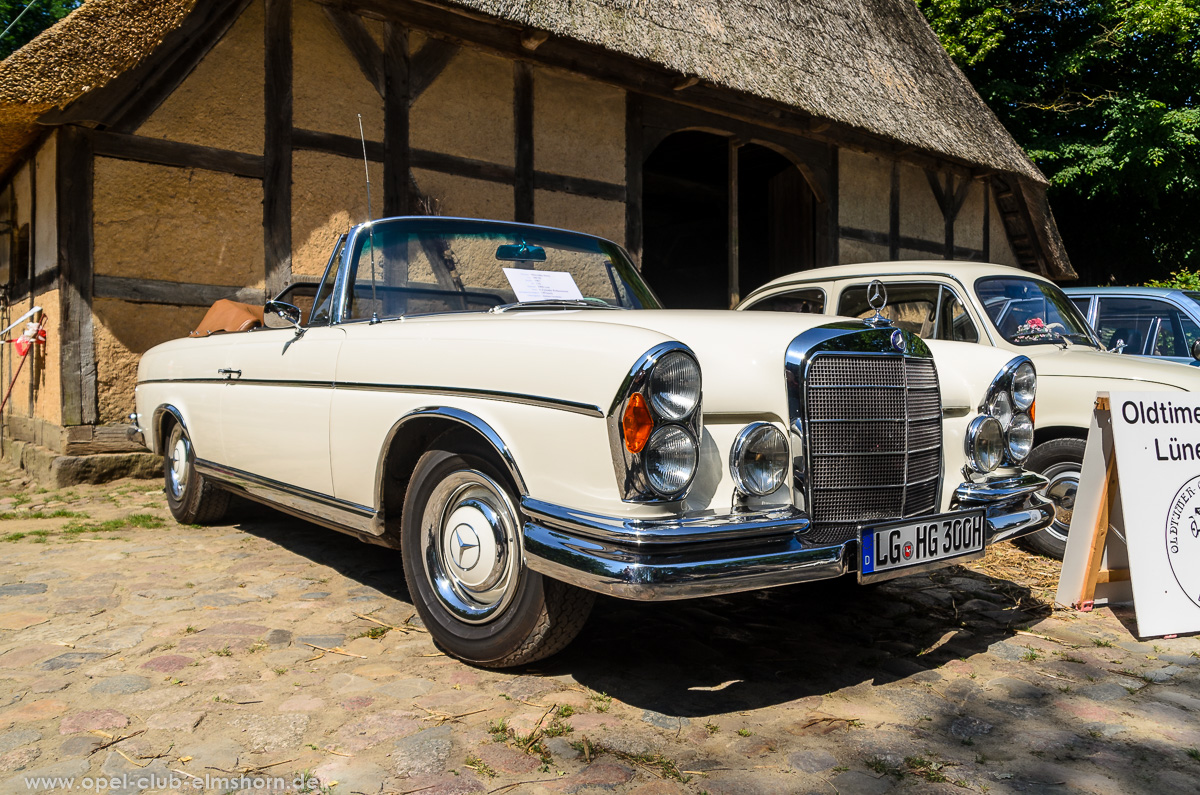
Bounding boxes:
[805,354,942,537]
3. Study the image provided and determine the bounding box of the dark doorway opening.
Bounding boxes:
[641,132,816,309]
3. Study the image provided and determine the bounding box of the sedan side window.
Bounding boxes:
[937,288,979,343]
[1094,297,1177,355]
[744,288,825,314]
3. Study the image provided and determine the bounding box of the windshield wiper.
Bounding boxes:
[489,298,625,313]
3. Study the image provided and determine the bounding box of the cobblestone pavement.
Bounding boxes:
[0,463,1198,794]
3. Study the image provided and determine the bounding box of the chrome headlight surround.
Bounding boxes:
[975,355,1036,468]
[964,415,1005,473]
[729,422,789,496]
[607,342,703,501]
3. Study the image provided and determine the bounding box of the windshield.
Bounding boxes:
[975,276,1099,348]
[341,218,659,320]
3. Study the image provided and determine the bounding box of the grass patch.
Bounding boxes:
[1092,638,1115,648]
[0,509,88,521]
[1186,748,1200,762]
[570,738,689,783]
[588,691,612,713]
[464,754,496,778]
[353,626,389,640]
[126,513,166,529]
[1,532,26,542]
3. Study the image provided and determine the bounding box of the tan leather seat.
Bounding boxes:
[190,299,265,337]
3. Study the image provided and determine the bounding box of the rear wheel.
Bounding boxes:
[401,444,593,667]
[1018,437,1085,559]
[163,421,230,525]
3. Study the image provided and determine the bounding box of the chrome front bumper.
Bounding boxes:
[521,473,1054,601]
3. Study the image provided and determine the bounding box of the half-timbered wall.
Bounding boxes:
[836,148,1018,267]
[0,131,65,429]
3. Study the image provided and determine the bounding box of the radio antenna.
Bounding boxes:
[358,113,379,316]
[358,114,373,223]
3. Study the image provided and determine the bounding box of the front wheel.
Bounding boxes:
[401,446,593,667]
[163,421,230,525]
[1018,437,1085,559]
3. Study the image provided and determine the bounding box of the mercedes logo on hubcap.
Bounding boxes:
[450,524,481,570]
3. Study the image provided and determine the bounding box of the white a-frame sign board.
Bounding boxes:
[1057,392,1200,638]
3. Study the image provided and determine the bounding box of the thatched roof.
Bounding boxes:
[0,0,194,169]
[446,0,1045,185]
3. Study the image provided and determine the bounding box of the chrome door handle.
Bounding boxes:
[217,368,242,379]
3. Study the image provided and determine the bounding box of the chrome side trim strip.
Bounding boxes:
[136,379,603,417]
[195,459,380,536]
[521,497,810,547]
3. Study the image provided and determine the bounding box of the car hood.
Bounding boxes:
[1019,344,1200,390]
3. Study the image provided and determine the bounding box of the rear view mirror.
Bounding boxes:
[1191,337,1200,362]
[496,242,546,262]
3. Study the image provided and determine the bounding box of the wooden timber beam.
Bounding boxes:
[94,275,264,307]
[91,131,265,179]
[323,6,386,96]
[57,126,98,426]
[264,0,293,296]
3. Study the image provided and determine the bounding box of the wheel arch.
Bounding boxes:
[374,407,529,538]
[1033,424,1088,448]
[151,405,187,456]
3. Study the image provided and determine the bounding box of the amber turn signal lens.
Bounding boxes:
[1029,401,1035,424]
[623,393,654,453]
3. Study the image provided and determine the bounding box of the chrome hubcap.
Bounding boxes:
[167,435,190,500]
[422,470,519,624]
[1043,466,1079,542]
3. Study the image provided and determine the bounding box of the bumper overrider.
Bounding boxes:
[521,472,1052,601]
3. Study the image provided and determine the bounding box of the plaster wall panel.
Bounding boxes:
[93,298,207,425]
[988,196,1019,268]
[293,0,383,141]
[138,0,265,154]
[34,134,56,277]
[292,151,382,278]
[839,238,888,265]
[93,158,264,288]
[899,162,944,245]
[955,179,984,251]
[837,150,889,232]
[411,42,514,166]
[899,248,942,261]
[534,191,624,246]
[533,67,625,184]
[412,170,514,222]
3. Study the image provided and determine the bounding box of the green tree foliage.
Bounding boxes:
[0,0,81,60]
[915,0,1200,283]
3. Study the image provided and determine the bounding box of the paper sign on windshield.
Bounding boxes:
[503,268,583,302]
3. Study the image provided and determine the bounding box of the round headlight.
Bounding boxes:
[648,352,701,420]
[965,416,1004,473]
[1007,413,1034,462]
[643,425,698,496]
[1011,362,1036,410]
[730,422,789,496]
[986,389,1013,428]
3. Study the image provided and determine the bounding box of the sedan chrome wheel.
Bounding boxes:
[420,469,520,624]
[1042,463,1078,544]
[167,430,190,501]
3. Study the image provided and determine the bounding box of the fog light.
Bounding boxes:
[965,415,1004,473]
[730,422,789,496]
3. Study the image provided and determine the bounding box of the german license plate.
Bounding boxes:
[858,510,986,583]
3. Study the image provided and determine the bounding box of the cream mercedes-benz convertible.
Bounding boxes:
[131,218,1052,667]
